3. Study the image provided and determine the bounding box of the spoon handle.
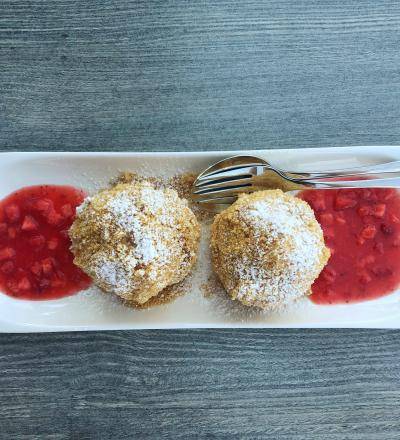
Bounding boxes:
[298,176,400,189]
[283,160,400,181]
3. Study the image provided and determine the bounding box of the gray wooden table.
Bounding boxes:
[2,1,400,438]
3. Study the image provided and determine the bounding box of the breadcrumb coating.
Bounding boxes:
[211,190,330,310]
[69,181,200,304]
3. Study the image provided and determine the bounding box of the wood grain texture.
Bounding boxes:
[1,330,400,440]
[2,0,400,151]
[2,0,400,439]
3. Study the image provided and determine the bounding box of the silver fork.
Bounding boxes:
[192,155,400,205]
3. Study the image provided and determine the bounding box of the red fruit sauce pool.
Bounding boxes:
[0,185,92,300]
[299,187,400,305]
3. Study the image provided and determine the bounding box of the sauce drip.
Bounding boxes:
[299,187,400,305]
[0,185,92,300]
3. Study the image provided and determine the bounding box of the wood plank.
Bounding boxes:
[1,0,400,438]
[2,1,400,151]
[1,330,400,439]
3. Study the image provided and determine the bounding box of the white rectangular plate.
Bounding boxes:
[1,146,400,332]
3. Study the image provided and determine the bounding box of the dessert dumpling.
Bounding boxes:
[70,180,200,306]
[211,189,330,310]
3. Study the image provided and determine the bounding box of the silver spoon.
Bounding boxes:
[192,155,400,205]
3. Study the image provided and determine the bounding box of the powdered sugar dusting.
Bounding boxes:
[93,255,135,295]
[76,197,92,215]
[104,188,172,265]
[236,197,323,304]
[211,191,329,309]
[70,179,200,305]
[244,198,321,271]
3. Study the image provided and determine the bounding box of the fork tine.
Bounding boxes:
[196,155,266,178]
[196,165,262,182]
[193,185,255,200]
[195,196,237,205]
[197,163,262,179]
[194,176,253,191]
[193,181,252,195]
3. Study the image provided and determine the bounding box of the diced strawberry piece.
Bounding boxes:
[361,189,372,200]
[325,288,335,299]
[357,254,376,268]
[322,267,336,284]
[323,228,334,240]
[51,279,64,288]
[359,271,372,284]
[17,277,31,291]
[357,236,365,245]
[0,223,7,236]
[372,204,386,218]
[60,204,73,218]
[51,271,66,288]
[390,214,400,224]
[30,261,43,276]
[381,224,393,235]
[336,216,346,225]
[374,242,385,254]
[60,229,70,239]
[364,254,376,265]
[341,189,356,197]
[41,261,53,276]
[361,225,377,240]
[5,204,20,222]
[321,274,334,285]
[312,198,326,212]
[328,246,335,256]
[0,261,14,274]
[393,238,400,248]
[38,278,51,290]
[56,270,66,280]
[29,235,46,249]
[368,190,379,202]
[21,215,38,231]
[47,238,59,250]
[334,195,357,210]
[8,227,17,239]
[382,189,395,201]
[41,257,57,276]
[7,280,19,294]
[33,198,54,214]
[46,211,63,227]
[372,266,393,277]
[358,206,372,217]
[319,213,334,225]
[0,247,16,261]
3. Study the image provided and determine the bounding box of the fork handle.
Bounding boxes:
[284,160,400,181]
[299,177,400,189]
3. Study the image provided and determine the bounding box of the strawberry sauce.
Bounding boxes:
[0,185,92,300]
[299,188,400,305]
